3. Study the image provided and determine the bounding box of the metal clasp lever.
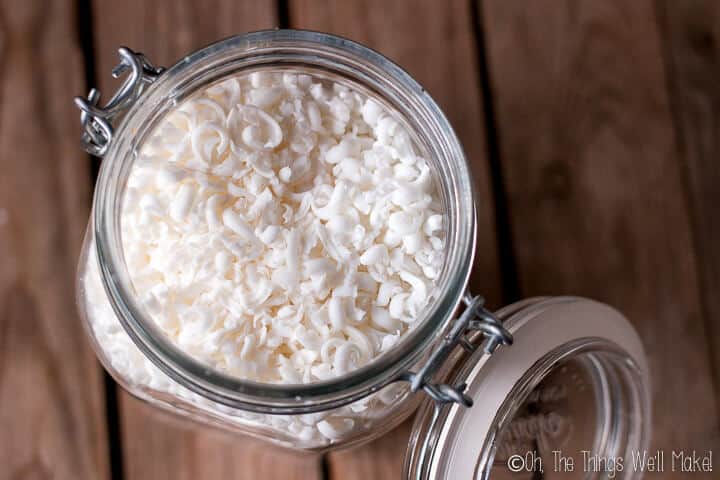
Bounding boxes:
[75,47,165,157]
[397,293,513,408]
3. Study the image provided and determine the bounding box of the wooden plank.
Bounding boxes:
[657,0,720,416]
[90,1,322,478]
[481,0,720,474]
[119,400,321,480]
[0,1,110,479]
[289,0,503,478]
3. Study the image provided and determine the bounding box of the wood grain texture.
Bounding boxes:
[481,0,720,476]
[0,1,109,479]
[92,0,278,77]
[90,1,321,478]
[289,0,502,477]
[119,399,322,480]
[658,0,720,415]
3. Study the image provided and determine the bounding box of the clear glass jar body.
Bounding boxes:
[76,30,477,451]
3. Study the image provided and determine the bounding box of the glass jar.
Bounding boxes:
[75,30,651,478]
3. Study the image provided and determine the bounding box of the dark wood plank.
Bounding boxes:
[91,1,323,478]
[481,0,720,475]
[658,0,720,415]
[0,1,110,479]
[120,399,322,480]
[289,0,503,477]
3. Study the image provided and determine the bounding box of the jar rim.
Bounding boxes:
[93,29,477,413]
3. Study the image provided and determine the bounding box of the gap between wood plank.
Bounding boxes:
[76,0,101,181]
[276,7,335,479]
[75,0,126,479]
[470,0,522,305]
[276,5,334,479]
[275,4,330,480]
[277,0,290,29]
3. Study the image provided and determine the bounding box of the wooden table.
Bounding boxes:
[2,0,719,478]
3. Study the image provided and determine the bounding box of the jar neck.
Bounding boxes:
[92,30,477,412]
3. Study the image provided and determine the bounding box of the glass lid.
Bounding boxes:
[405,296,651,480]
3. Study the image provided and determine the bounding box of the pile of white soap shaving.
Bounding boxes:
[83,70,446,445]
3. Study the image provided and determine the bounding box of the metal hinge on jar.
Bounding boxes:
[395,294,513,408]
[75,48,165,157]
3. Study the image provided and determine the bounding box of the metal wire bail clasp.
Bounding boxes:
[395,293,513,408]
[74,47,165,157]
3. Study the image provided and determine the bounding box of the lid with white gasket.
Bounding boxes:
[404,296,651,480]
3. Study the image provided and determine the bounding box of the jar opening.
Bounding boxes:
[93,30,477,412]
